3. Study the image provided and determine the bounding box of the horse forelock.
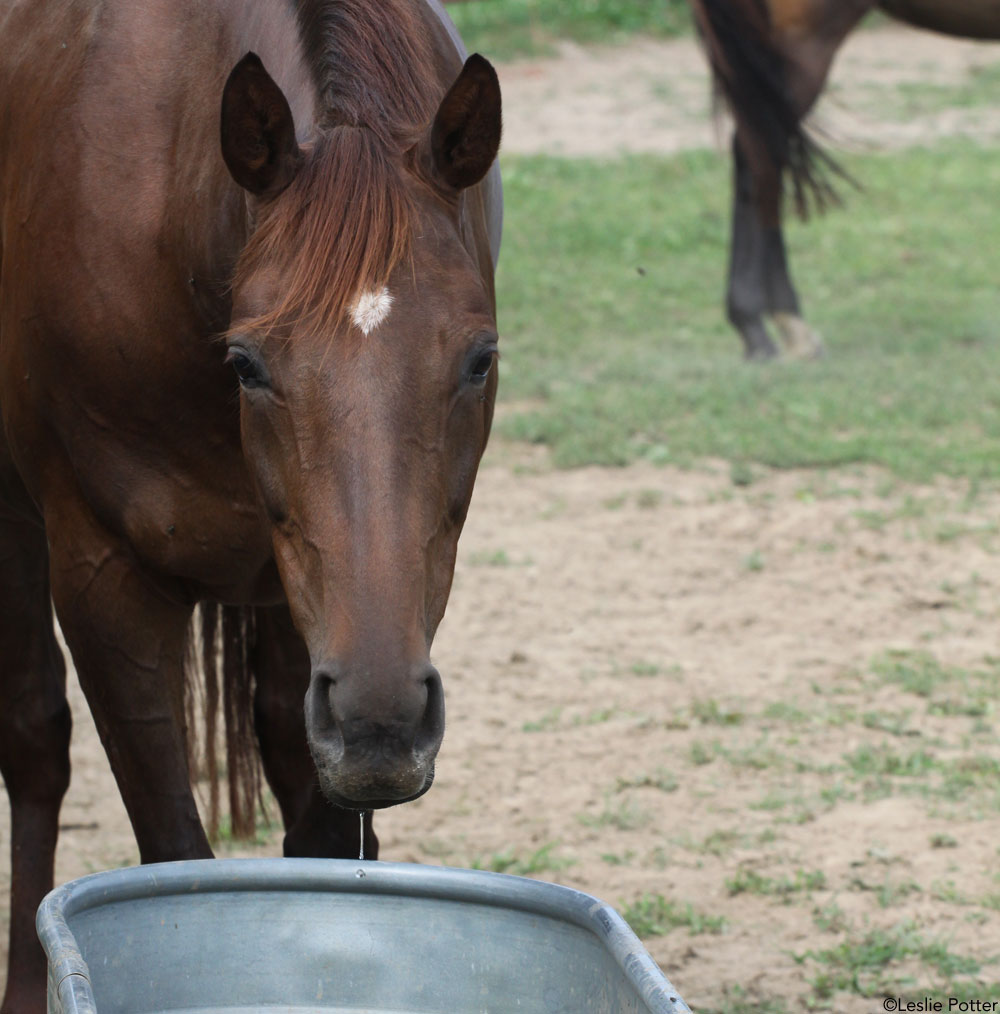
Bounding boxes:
[231,125,415,338]
[229,0,446,338]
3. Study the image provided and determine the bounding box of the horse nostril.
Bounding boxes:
[414,664,445,757]
[307,667,344,753]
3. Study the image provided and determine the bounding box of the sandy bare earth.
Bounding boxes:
[5,22,1000,1014]
[496,23,1000,157]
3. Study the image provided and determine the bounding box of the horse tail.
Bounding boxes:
[184,603,262,842]
[689,0,840,217]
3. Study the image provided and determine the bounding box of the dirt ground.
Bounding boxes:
[5,22,1000,1014]
[496,22,1000,156]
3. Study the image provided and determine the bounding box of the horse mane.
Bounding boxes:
[229,1,441,338]
[293,0,438,137]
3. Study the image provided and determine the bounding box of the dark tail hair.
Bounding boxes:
[185,603,262,841]
[690,0,841,217]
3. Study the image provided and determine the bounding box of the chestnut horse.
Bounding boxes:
[0,0,501,1009]
[689,0,1000,359]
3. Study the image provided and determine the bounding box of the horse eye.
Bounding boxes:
[469,350,494,386]
[227,349,265,389]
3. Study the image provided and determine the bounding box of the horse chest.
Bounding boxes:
[82,448,279,600]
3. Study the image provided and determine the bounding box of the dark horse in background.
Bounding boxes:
[689,0,1000,359]
[0,0,501,1009]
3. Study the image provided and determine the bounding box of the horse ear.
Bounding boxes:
[430,54,502,192]
[221,52,302,198]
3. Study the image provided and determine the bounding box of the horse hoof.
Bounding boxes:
[744,347,779,363]
[773,312,825,360]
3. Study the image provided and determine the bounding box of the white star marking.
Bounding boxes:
[351,287,394,334]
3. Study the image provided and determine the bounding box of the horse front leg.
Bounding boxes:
[45,496,211,866]
[0,517,70,1014]
[252,603,378,860]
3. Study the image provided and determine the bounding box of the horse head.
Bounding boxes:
[220,52,501,809]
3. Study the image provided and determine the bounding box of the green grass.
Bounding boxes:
[679,828,744,856]
[861,708,916,737]
[493,144,1000,478]
[446,0,691,60]
[578,794,651,831]
[872,649,963,698]
[761,701,810,725]
[614,767,679,793]
[798,922,997,1001]
[726,867,827,899]
[691,698,745,726]
[621,893,726,938]
[471,841,576,875]
[628,659,668,677]
[702,988,788,1014]
[873,649,1000,720]
[838,738,1000,813]
[844,745,938,779]
[521,706,561,731]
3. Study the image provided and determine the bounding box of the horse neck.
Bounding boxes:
[160,0,321,289]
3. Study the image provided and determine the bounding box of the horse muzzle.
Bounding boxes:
[304,661,444,809]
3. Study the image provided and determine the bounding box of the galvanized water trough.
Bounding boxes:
[38,858,691,1014]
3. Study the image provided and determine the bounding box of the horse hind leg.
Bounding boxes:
[729,139,824,361]
[753,103,824,360]
[726,139,782,360]
[0,517,71,1014]
[757,5,875,360]
[764,230,825,360]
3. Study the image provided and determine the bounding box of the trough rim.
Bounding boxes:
[37,856,692,1014]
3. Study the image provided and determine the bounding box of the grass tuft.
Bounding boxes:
[471,841,576,876]
[621,893,726,938]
